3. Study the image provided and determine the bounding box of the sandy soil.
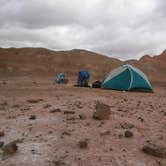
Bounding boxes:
[0,76,165,166]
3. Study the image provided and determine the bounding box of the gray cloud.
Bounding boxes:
[0,0,166,60]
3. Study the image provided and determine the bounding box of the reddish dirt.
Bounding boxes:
[0,76,165,166]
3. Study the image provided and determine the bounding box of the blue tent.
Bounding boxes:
[77,70,90,87]
[102,64,152,91]
[55,73,65,84]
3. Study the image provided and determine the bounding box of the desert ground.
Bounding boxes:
[0,76,165,166]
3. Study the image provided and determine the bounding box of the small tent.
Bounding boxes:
[102,64,152,91]
[55,73,65,84]
[77,70,90,87]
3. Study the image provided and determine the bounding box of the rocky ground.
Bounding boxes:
[0,76,166,166]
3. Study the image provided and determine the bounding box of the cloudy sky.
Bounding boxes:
[0,0,166,60]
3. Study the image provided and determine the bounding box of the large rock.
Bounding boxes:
[2,141,18,156]
[142,143,166,158]
[93,102,110,120]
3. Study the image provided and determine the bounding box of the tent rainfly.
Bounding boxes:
[102,64,152,91]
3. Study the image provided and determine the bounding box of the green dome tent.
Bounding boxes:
[102,64,152,91]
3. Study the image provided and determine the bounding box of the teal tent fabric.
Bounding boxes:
[102,64,152,91]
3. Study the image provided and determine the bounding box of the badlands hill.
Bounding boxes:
[0,48,120,80]
[0,47,166,84]
[128,49,166,85]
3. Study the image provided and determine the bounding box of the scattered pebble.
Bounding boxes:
[124,130,134,138]
[50,108,61,113]
[79,113,86,120]
[0,130,5,137]
[137,117,144,122]
[120,122,134,129]
[0,141,4,147]
[100,130,110,136]
[64,111,75,114]
[29,115,36,120]
[27,99,43,104]
[78,140,88,149]
[43,104,52,109]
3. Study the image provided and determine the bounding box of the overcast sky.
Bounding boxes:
[0,0,166,60]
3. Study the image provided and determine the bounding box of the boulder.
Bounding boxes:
[93,102,110,120]
[142,143,166,158]
[2,141,18,156]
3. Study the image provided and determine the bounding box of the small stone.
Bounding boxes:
[12,104,20,108]
[52,159,66,166]
[142,143,166,158]
[27,99,43,104]
[79,114,86,120]
[29,115,36,120]
[66,116,76,121]
[100,130,110,136]
[0,141,4,147]
[138,117,144,122]
[64,111,75,114]
[2,81,7,85]
[0,131,5,137]
[62,131,71,136]
[48,131,53,134]
[124,130,133,138]
[78,140,88,149]
[117,108,127,112]
[118,133,123,139]
[43,104,51,109]
[85,122,90,126]
[120,122,134,129]
[31,149,37,155]
[50,108,61,113]
[0,102,8,106]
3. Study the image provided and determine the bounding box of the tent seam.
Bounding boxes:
[128,67,133,90]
